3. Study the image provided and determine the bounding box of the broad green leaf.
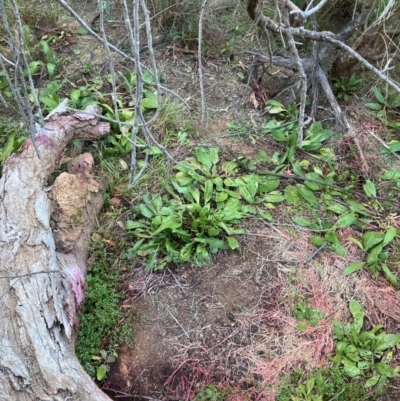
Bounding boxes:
[0,132,16,163]
[174,172,193,186]
[383,227,396,247]
[346,199,369,216]
[373,87,385,104]
[292,217,312,227]
[195,148,213,170]
[242,174,258,196]
[207,227,219,237]
[259,179,280,194]
[363,231,384,251]
[125,221,143,229]
[212,177,224,190]
[139,204,154,218]
[221,160,238,175]
[141,97,158,109]
[327,204,348,215]
[366,243,384,265]
[376,333,400,352]
[284,185,300,204]
[330,241,347,256]
[358,351,373,361]
[343,262,365,276]
[267,99,285,107]
[349,299,363,318]
[264,193,286,203]
[239,186,255,204]
[381,140,400,153]
[364,376,380,388]
[125,239,144,256]
[347,236,364,250]
[343,364,361,377]
[310,236,324,246]
[344,347,360,363]
[257,209,273,221]
[70,89,81,102]
[304,172,324,190]
[194,244,211,267]
[363,180,376,197]
[334,212,356,229]
[378,171,400,180]
[40,96,59,110]
[190,188,200,204]
[225,189,242,199]
[366,103,382,110]
[325,231,339,244]
[242,204,256,215]
[381,264,398,286]
[375,363,399,378]
[325,231,347,256]
[96,365,107,381]
[152,216,181,235]
[143,70,158,84]
[180,243,194,261]
[204,180,213,205]
[298,185,319,207]
[268,106,286,114]
[292,161,304,177]
[271,129,287,142]
[224,178,241,187]
[47,63,57,77]
[215,191,229,203]
[303,127,330,150]
[208,147,219,165]
[227,237,239,249]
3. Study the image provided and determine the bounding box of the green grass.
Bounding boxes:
[75,241,134,379]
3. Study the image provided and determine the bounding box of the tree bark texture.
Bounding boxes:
[0,106,113,401]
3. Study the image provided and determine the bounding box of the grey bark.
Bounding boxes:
[0,106,113,401]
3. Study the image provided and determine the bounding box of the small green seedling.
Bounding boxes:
[331,74,361,102]
[92,349,118,381]
[344,226,397,286]
[293,300,325,330]
[195,384,227,401]
[291,377,322,401]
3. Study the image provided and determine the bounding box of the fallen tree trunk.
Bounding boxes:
[0,105,113,401]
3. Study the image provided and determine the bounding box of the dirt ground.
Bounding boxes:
[53,1,400,400]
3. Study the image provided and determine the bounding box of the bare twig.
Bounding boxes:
[165,307,190,338]
[167,267,187,296]
[283,7,307,146]
[198,0,208,125]
[366,129,400,162]
[305,242,326,262]
[289,0,329,19]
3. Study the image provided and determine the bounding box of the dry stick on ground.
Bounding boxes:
[282,6,307,146]
[198,0,208,125]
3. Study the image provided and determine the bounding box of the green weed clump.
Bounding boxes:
[125,147,285,270]
[278,300,400,401]
[278,366,368,401]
